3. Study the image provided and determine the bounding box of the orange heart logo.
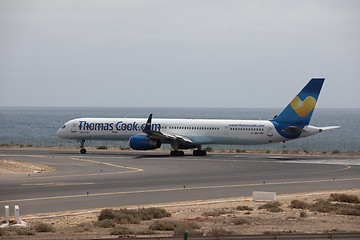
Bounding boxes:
[290,96,316,117]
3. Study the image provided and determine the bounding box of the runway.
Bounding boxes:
[0,148,359,215]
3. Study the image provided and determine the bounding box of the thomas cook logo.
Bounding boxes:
[290,96,316,117]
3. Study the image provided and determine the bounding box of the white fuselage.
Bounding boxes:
[56,117,320,146]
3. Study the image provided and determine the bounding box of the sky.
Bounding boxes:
[0,0,359,108]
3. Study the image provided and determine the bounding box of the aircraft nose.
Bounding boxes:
[56,127,67,138]
[56,128,62,138]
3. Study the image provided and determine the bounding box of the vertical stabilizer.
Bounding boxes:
[273,78,324,126]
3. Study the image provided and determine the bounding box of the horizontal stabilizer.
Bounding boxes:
[320,126,340,131]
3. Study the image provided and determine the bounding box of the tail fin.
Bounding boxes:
[273,78,324,126]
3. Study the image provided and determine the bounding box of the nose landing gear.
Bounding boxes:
[79,139,86,154]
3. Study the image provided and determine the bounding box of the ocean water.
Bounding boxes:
[0,107,359,152]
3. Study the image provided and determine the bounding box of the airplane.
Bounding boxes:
[56,78,339,156]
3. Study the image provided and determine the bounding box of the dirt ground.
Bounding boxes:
[1,189,359,239]
[0,159,54,175]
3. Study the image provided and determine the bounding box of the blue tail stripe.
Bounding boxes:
[273,78,324,126]
[271,78,324,139]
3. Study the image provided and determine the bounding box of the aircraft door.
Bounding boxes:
[224,126,230,135]
[71,123,77,133]
[267,126,273,137]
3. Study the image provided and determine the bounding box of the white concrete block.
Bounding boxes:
[5,206,9,222]
[14,205,20,223]
[253,191,276,201]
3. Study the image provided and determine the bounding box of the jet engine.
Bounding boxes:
[129,136,161,150]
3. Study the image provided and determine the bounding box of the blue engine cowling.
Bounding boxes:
[129,136,161,150]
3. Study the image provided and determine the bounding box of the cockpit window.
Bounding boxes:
[62,125,66,129]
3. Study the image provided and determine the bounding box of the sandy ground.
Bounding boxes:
[0,159,54,175]
[1,189,359,239]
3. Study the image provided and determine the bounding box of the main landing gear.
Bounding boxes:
[170,150,206,156]
[169,141,206,156]
[79,139,87,154]
[193,149,206,156]
[170,150,184,156]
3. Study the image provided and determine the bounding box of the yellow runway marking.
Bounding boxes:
[1,177,360,203]
[71,157,142,172]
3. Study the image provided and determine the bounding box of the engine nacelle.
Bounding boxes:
[129,136,161,150]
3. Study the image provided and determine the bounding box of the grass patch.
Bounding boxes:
[258,201,283,212]
[35,223,55,232]
[236,205,253,211]
[98,208,171,224]
[329,193,360,203]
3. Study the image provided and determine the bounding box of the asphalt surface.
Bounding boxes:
[0,148,359,215]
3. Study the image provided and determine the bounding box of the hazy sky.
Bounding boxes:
[1,0,359,108]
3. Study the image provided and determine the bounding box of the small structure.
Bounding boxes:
[1,205,28,228]
[253,191,276,201]
[4,206,9,223]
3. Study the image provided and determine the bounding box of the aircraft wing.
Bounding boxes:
[143,114,194,144]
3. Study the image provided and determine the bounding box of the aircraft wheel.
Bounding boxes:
[170,150,184,156]
[80,148,87,154]
[193,150,206,156]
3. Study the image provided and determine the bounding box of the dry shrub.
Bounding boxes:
[335,205,360,216]
[16,229,35,235]
[149,220,177,231]
[258,201,283,212]
[300,211,308,218]
[94,219,116,228]
[290,200,311,210]
[309,198,360,216]
[329,193,360,204]
[149,220,201,236]
[236,205,253,211]
[311,199,337,213]
[75,222,92,232]
[98,207,171,224]
[202,209,230,217]
[231,217,249,225]
[110,226,133,235]
[35,223,55,232]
